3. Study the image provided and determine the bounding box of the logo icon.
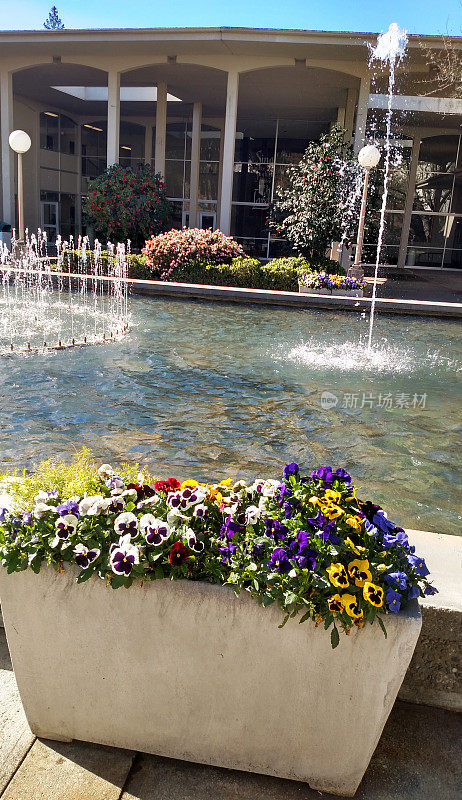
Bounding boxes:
[321,391,338,410]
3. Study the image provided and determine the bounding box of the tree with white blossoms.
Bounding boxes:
[43,6,64,30]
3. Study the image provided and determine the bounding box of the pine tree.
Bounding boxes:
[271,126,357,261]
[43,6,64,30]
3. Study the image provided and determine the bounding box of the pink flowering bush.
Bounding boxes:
[142,227,244,280]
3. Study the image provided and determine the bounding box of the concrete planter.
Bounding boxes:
[298,282,364,297]
[0,567,421,797]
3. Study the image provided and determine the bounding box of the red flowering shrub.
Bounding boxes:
[142,227,244,280]
[82,164,172,249]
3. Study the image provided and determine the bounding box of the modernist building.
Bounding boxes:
[0,26,461,267]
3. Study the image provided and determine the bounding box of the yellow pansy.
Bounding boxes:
[345,488,358,502]
[324,489,341,503]
[309,496,319,506]
[345,516,363,532]
[219,479,232,487]
[344,537,366,555]
[327,594,344,614]
[363,582,384,607]
[348,559,372,587]
[327,563,349,589]
[320,502,344,520]
[342,594,364,620]
[181,479,198,489]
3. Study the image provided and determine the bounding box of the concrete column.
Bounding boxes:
[344,87,356,144]
[353,75,370,153]
[336,107,346,128]
[189,102,202,227]
[144,122,152,165]
[398,135,421,267]
[0,69,14,225]
[155,81,167,176]
[75,121,82,234]
[218,70,239,235]
[107,70,120,166]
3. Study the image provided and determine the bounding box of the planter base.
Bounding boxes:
[0,568,421,797]
[298,285,364,297]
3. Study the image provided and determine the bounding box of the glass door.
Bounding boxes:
[198,211,216,230]
[41,201,59,243]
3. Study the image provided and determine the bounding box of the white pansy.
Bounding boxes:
[167,508,189,527]
[137,494,162,510]
[245,505,260,525]
[261,480,280,498]
[114,512,138,537]
[33,502,56,519]
[79,495,106,516]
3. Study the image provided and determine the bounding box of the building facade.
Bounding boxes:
[0,26,461,267]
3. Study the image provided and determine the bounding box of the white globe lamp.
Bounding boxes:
[9,130,32,241]
[9,129,31,154]
[357,144,381,170]
[351,144,381,273]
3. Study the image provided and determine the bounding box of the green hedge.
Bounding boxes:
[62,252,344,292]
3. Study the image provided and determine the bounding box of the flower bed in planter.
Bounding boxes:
[0,457,434,795]
[299,272,366,297]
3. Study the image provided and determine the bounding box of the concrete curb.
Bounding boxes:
[128,278,462,317]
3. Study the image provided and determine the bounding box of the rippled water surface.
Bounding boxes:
[0,296,460,535]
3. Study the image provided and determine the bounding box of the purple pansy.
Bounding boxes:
[385,587,401,613]
[56,499,80,517]
[407,584,420,600]
[139,514,169,545]
[54,514,78,539]
[424,585,438,595]
[384,571,408,590]
[282,462,299,480]
[268,547,291,573]
[310,466,334,485]
[264,518,288,543]
[334,468,351,483]
[406,554,430,577]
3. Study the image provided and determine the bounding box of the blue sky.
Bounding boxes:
[0,0,460,35]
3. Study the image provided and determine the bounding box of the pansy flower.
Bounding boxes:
[154,478,180,495]
[406,554,430,577]
[54,514,78,539]
[192,504,208,519]
[105,475,125,490]
[109,534,139,576]
[264,518,288,543]
[347,559,372,587]
[187,535,205,553]
[139,514,169,545]
[310,466,334,485]
[56,499,80,517]
[342,593,364,619]
[114,512,138,538]
[327,563,349,588]
[384,571,408,590]
[385,587,401,612]
[79,495,106,517]
[407,584,421,600]
[33,501,56,519]
[327,594,344,614]
[282,462,299,479]
[334,468,351,483]
[244,505,260,525]
[169,541,190,566]
[98,463,115,479]
[74,543,100,569]
[268,547,291,573]
[363,582,384,607]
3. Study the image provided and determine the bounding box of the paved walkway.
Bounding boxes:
[0,629,460,800]
[364,269,462,304]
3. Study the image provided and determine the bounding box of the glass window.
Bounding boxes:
[199,162,219,201]
[451,175,462,214]
[119,121,145,164]
[234,119,276,163]
[413,173,454,213]
[276,119,317,164]
[273,164,291,195]
[232,163,273,204]
[165,122,191,160]
[442,248,462,268]
[231,204,269,239]
[40,112,59,151]
[418,135,459,174]
[200,126,221,161]
[60,115,77,155]
[409,214,449,248]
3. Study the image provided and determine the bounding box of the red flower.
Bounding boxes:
[170,542,190,566]
[154,478,180,495]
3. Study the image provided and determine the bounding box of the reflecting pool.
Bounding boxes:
[0,296,460,535]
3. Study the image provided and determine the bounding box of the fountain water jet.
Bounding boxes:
[367,23,408,352]
[0,231,130,354]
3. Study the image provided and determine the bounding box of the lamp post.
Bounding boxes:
[349,144,381,278]
[8,129,32,243]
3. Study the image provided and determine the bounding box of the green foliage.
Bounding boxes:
[82,164,172,249]
[63,250,151,280]
[271,126,355,261]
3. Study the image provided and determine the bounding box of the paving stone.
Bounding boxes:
[121,701,462,800]
[1,738,134,800]
[0,630,35,793]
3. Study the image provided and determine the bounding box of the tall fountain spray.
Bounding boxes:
[0,231,130,354]
[367,23,408,351]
